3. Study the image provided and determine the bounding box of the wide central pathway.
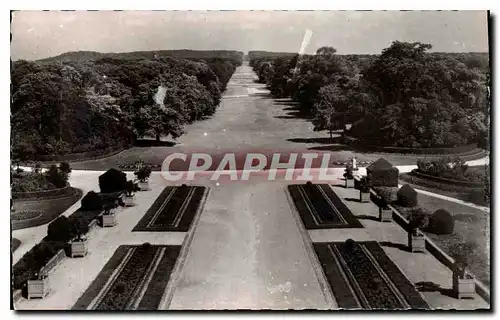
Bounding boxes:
[166,179,333,310]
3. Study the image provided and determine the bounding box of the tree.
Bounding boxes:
[316,46,337,57]
[312,84,347,141]
[44,164,68,188]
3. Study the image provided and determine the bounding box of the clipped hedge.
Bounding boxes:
[343,137,478,155]
[428,209,454,235]
[397,184,418,207]
[99,169,127,194]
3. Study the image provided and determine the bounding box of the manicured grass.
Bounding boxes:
[288,184,363,229]
[11,238,21,253]
[11,188,83,230]
[73,245,181,310]
[400,171,489,207]
[396,193,490,286]
[314,241,429,310]
[133,186,206,232]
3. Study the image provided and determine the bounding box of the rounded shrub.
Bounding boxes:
[47,216,72,242]
[81,191,104,211]
[428,209,454,235]
[397,184,418,207]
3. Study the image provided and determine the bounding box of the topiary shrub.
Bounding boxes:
[408,207,429,235]
[44,164,68,188]
[428,209,454,235]
[59,162,72,175]
[81,191,104,211]
[47,216,72,242]
[70,217,89,240]
[397,184,418,207]
[99,168,127,193]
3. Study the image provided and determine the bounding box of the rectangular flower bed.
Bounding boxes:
[288,184,363,229]
[133,186,206,232]
[314,241,429,310]
[72,245,181,310]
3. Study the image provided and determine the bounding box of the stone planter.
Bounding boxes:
[27,277,50,299]
[71,239,88,258]
[345,179,354,188]
[123,195,136,207]
[379,206,393,222]
[138,181,150,191]
[102,213,117,227]
[453,273,476,299]
[408,233,426,253]
[359,191,370,203]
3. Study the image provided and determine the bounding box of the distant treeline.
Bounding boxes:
[11,50,244,160]
[249,43,489,148]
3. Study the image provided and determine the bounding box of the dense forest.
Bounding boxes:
[11,50,243,161]
[249,43,490,149]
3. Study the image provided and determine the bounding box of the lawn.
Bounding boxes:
[400,165,489,207]
[396,193,490,286]
[314,241,429,310]
[11,187,83,230]
[73,245,181,310]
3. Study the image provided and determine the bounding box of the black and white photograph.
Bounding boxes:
[9,9,491,311]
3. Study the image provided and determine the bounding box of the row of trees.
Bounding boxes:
[12,51,243,160]
[249,43,489,148]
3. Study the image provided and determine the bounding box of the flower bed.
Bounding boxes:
[95,245,158,310]
[314,241,429,309]
[12,185,73,200]
[133,186,206,232]
[288,184,363,229]
[73,245,182,310]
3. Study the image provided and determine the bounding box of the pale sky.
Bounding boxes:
[11,10,489,61]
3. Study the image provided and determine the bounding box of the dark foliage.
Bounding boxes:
[81,191,104,211]
[397,184,418,207]
[47,216,72,242]
[428,209,455,235]
[99,168,127,193]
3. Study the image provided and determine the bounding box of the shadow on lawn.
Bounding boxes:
[287,136,343,144]
[134,139,177,147]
